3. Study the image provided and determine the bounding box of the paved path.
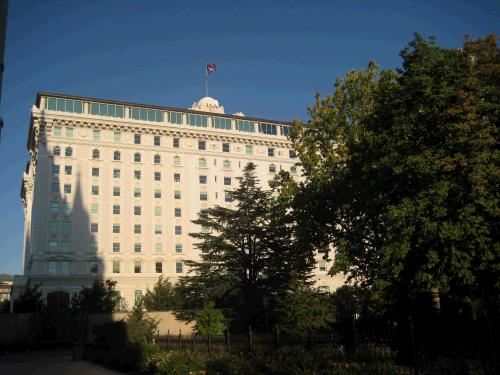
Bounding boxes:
[0,350,124,374]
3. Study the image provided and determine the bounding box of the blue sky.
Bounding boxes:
[0,0,498,274]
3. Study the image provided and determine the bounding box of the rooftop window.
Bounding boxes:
[131,107,163,122]
[46,97,83,114]
[259,123,277,135]
[213,117,232,130]
[236,120,255,133]
[169,112,183,125]
[90,102,124,118]
[187,114,208,127]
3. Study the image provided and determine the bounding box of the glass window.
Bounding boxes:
[113,151,121,161]
[319,260,327,272]
[134,188,141,197]
[173,156,181,166]
[155,262,162,273]
[114,132,121,143]
[225,191,233,202]
[113,186,120,196]
[134,261,142,273]
[269,164,276,173]
[61,241,71,252]
[65,165,72,175]
[200,192,208,201]
[113,260,120,274]
[91,203,98,214]
[91,185,99,195]
[236,120,255,132]
[63,203,72,215]
[113,224,120,233]
[155,224,162,235]
[134,289,142,303]
[245,145,253,155]
[53,146,61,156]
[222,143,230,152]
[53,126,62,137]
[92,167,99,177]
[52,165,60,175]
[90,240,98,252]
[224,177,231,185]
[113,242,120,253]
[174,208,181,217]
[134,170,141,180]
[62,222,71,235]
[173,173,181,182]
[268,148,275,157]
[198,140,206,150]
[134,243,142,253]
[50,202,60,214]
[93,130,100,141]
[154,189,161,199]
[132,107,163,122]
[48,261,57,274]
[65,147,73,157]
[175,244,183,254]
[48,241,58,252]
[174,190,181,199]
[155,243,163,253]
[223,160,231,169]
[154,136,161,146]
[65,128,73,139]
[92,149,100,159]
[61,261,70,275]
[173,138,180,148]
[259,123,278,135]
[169,112,183,124]
[134,224,141,234]
[134,134,141,144]
[199,158,207,168]
[155,207,161,216]
[199,175,207,184]
[289,149,296,158]
[113,205,120,214]
[282,125,291,137]
[89,262,98,274]
[90,223,98,233]
[90,103,123,118]
[290,165,297,174]
[134,206,141,215]
[49,221,58,234]
[176,261,183,273]
[175,225,182,235]
[154,154,161,164]
[154,171,161,181]
[51,183,59,193]
[187,114,208,127]
[213,117,232,130]
[134,152,141,163]
[113,169,121,178]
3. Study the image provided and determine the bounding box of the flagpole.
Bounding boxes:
[205,64,208,97]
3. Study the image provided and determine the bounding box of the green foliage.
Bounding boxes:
[127,300,159,343]
[13,279,44,313]
[195,301,227,335]
[143,276,184,311]
[144,350,206,375]
[71,279,124,314]
[0,299,10,313]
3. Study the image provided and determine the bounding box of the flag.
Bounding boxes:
[206,64,217,74]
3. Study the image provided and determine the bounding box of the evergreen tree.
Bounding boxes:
[143,276,183,311]
[71,279,123,314]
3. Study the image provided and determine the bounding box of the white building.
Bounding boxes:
[13,92,345,308]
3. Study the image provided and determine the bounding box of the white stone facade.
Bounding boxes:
[14,93,345,307]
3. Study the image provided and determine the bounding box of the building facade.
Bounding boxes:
[14,93,345,307]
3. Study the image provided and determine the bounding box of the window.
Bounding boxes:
[319,260,327,272]
[91,185,99,195]
[173,156,181,166]
[134,206,141,215]
[222,143,230,152]
[268,148,275,157]
[155,243,163,253]
[134,170,141,180]
[198,140,206,150]
[173,138,180,148]
[199,175,207,184]
[63,203,72,215]
[134,134,141,144]
[48,261,57,274]
[259,123,278,135]
[174,190,181,199]
[61,222,71,235]
[134,261,142,273]
[113,205,120,214]
[134,243,142,253]
[48,241,58,252]
[200,192,208,201]
[92,167,99,177]
[51,183,59,193]
[282,125,292,137]
[155,224,162,235]
[90,102,124,118]
[132,107,163,122]
[113,224,120,233]
[91,203,98,214]
[224,177,231,185]
[113,169,121,178]
[175,244,183,254]
[175,225,182,235]
[176,261,183,273]
[290,165,297,174]
[50,202,60,214]
[92,149,100,159]
[113,151,121,161]
[61,261,70,275]
[113,260,120,273]
[154,171,161,181]
[113,242,120,253]
[155,207,161,216]
[154,154,161,164]
[61,241,71,252]
[134,290,142,303]
[49,221,58,234]
[114,132,121,143]
[65,165,72,175]
[169,112,183,124]
[213,117,232,130]
[89,241,99,252]
[225,191,233,202]
[113,186,120,196]
[201,226,210,234]
[155,262,162,273]
[89,262,98,274]
[53,146,61,156]
[289,149,296,158]
[134,188,141,197]
[154,136,161,146]
[236,119,255,132]
[52,165,60,174]
[154,189,161,198]
[65,147,73,157]
[174,208,181,217]
[269,164,276,173]
[90,223,98,233]
[245,145,253,155]
[65,128,73,139]
[198,158,207,168]
[134,152,141,163]
[174,173,181,182]
[134,224,141,234]
[187,114,208,127]
[93,130,100,141]
[53,126,62,137]
[223,160,231,169]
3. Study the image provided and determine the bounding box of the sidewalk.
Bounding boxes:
[0,349,124,374]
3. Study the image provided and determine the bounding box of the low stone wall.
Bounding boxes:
[0,313,34,343]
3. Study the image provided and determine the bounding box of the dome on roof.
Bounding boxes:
[190,96,225,114]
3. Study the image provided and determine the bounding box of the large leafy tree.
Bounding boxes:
[291,34,499,317]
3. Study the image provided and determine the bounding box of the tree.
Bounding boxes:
[143,276,183,311]
[71,279,124,314]
[13,279,44,313]
[195,301,227,336]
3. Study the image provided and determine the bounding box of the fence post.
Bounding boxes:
[178,329,182,350]
[225,330,230,353]
[409,314,419,375]
[167,329,170,350]
[208,331,212,356]
[248,325,253,353]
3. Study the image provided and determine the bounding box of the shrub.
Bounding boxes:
[144,350,206,375]
[196,301,227,336]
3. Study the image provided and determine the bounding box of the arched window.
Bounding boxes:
[53,146,61,156]
[92,149,100,159]
[65,147,73,157]
[113,151,121,161]
[154,154,161,164]
[134,152,141,163]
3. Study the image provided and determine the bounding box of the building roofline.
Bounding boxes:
[35,92,294,126]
